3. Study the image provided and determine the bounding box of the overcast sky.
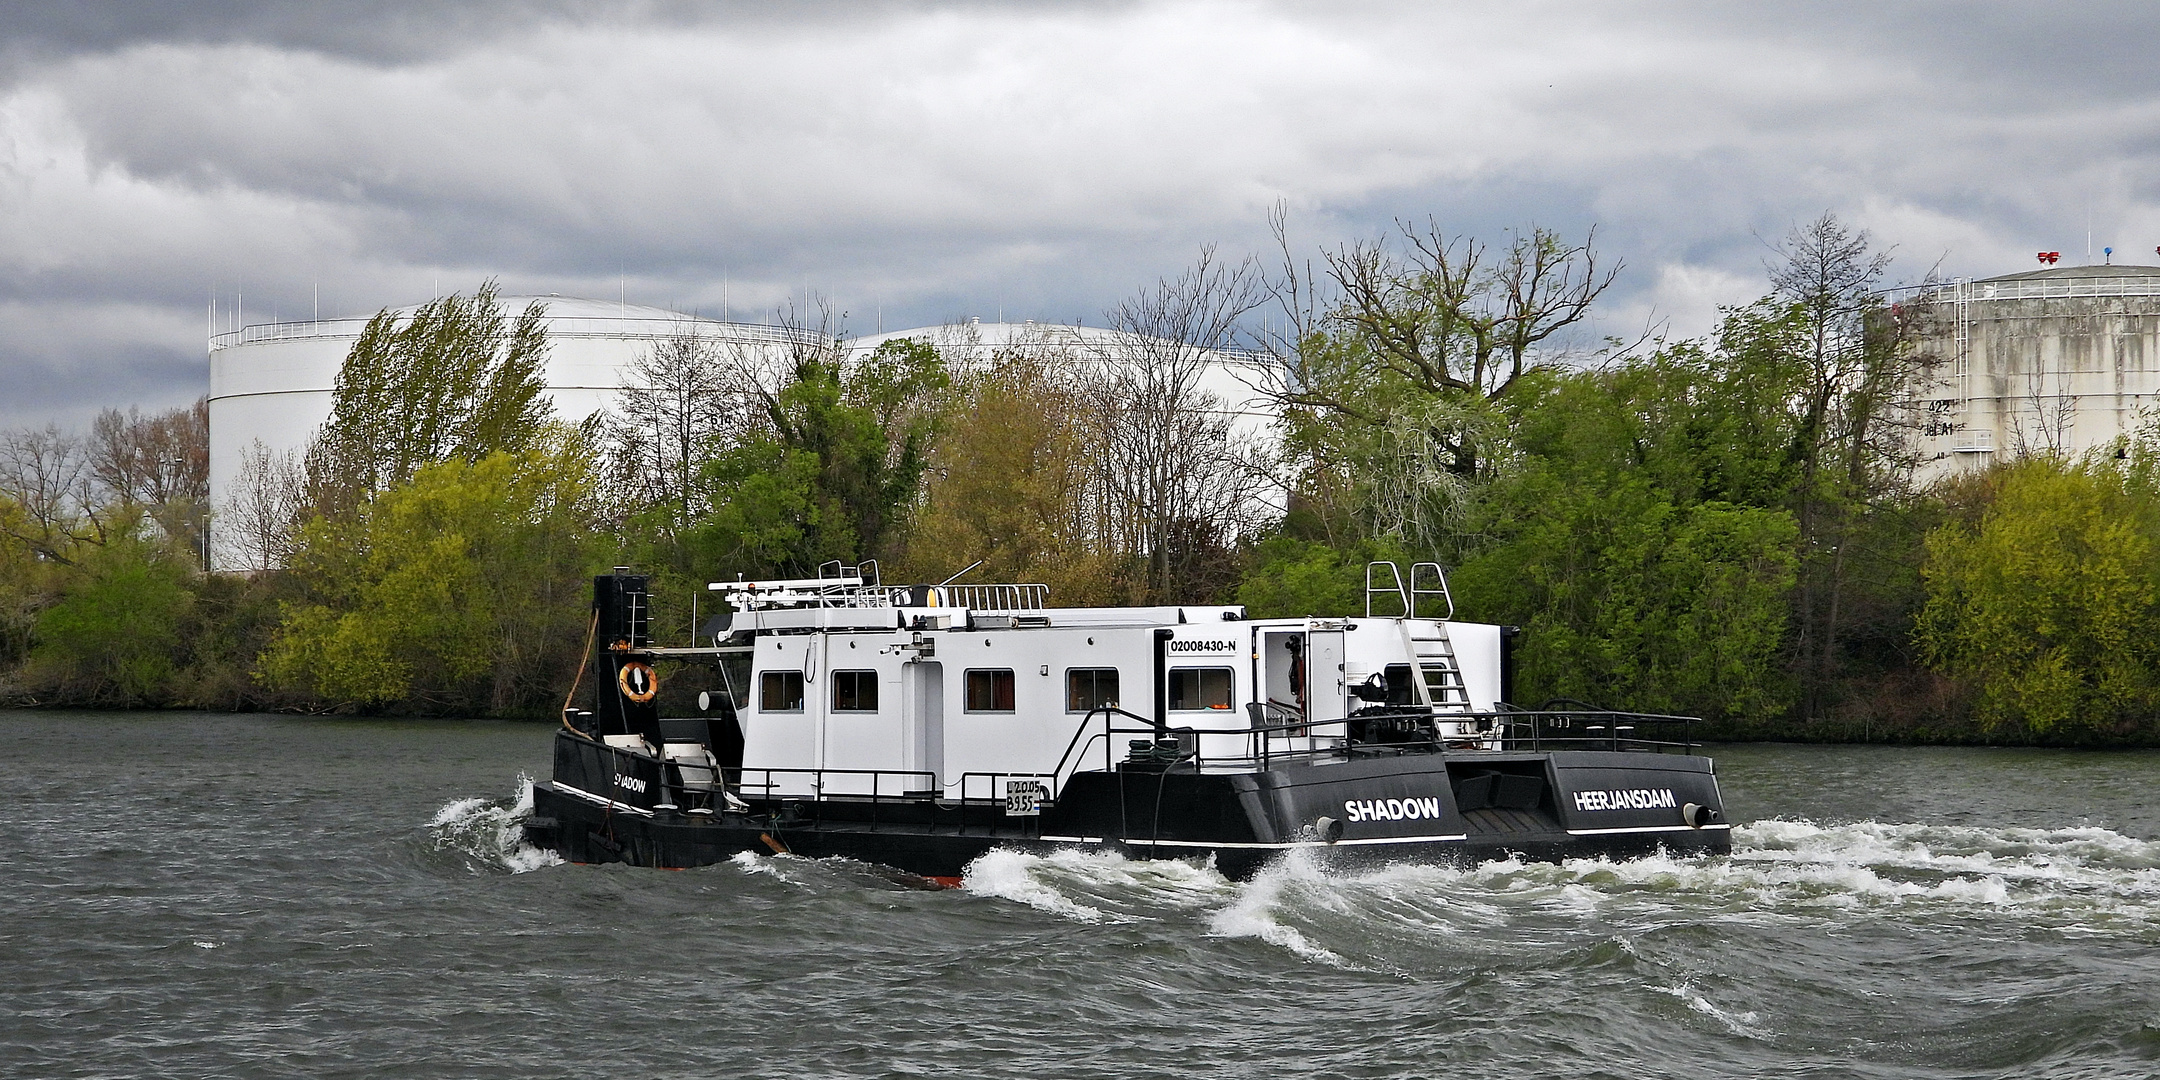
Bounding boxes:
[5,1,2159,427]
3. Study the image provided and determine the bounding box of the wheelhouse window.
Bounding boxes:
[1067,668,1120,712]
[760,670,805,712]
[965,669,1016,712]
[1169,667,1233,711]
[831,670,879,712]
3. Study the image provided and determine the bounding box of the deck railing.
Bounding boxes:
[592,703,1702,817]
[1044,705,1702,798]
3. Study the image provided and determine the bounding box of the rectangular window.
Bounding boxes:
[760,670,805,712]
[1169,667,1233,711]
[831,670,879,712]
[1066,668,1120,712]
[965,669,1016,712]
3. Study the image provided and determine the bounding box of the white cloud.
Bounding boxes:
[5,3,2160,423]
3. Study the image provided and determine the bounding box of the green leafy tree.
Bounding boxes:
[1457,480,1797,717]
[1448,332,1806,719]
[306,281,556,512]
[1916,458,2160,739]
[895,344,1125,603]
[1235,535,1412,619]
[688,338,946,578]
[22,537,196,704]
[263,432,604,714]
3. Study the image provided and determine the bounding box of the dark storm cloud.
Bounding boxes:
[5,2,2160,426]
[0,1,710,67]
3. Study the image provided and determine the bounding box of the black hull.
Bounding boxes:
[525,730,1733,881]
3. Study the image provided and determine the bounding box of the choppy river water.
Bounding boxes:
[7,711,2160,1078]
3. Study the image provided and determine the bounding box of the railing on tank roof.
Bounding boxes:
[208,315,819,352]
[1887,275,2160,305]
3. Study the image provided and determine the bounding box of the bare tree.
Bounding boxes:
[1255,213,1619,514]
[88,399,209,506]
[1768,213,1897,490]
[0,425,105,563]
[87,398,210,564]
[1251,211,1620,551]
[2010,349,2077,459]
[217,439,307,573]
[1768,213,1941,717]
[604,323,760,532]
[1097,247,1272,601]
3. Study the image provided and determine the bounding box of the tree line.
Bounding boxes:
[4,223,2157,744]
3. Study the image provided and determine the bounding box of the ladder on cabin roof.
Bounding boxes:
[1367,561,1471,713]
[1365,560,1455,621]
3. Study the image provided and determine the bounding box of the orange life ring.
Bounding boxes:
[617,660,658,704]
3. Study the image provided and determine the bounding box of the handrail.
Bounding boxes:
[1886,275,2160,305]
[579,704,1706,818]
[1365,561,1410,617]
[1049,706,1163,791]
[1409,562,1455,621]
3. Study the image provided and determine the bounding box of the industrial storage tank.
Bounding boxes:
[209,306,1287,570]
[849,319,1278,444]
[1911,264,2160,483]
[206,296,802,569]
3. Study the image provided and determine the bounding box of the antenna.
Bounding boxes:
[937,559,985,587]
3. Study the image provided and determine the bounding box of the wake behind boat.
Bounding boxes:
[523,562,1730,881]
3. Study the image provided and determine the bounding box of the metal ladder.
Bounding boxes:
[1368,559,1472,712]
[1400,622,1473,713]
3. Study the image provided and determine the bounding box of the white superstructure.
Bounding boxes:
[709,568,1502,802]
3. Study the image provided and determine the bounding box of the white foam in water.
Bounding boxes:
[730,850,778,875]
[961,849,1117,922]
[1394,819,2160,930]
[945,817,2160,964]
[1650,981,1768,1040]
[425,774,564,874]
[1204,850,1353,966]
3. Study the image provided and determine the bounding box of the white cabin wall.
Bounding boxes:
[1444,622,1503,710]
[818,634,910,794]
[938,626,1153,795]
[739,637,820,795]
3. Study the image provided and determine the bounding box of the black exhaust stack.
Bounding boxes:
[593,569,663,747]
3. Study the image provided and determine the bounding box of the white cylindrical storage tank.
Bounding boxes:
[207,296,799,569]
[848,320,1280,446]
[1910,265,2160,484]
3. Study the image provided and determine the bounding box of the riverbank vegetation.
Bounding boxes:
[5,220,2158,744]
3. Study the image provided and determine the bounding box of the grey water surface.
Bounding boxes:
[7,711,2160,1079]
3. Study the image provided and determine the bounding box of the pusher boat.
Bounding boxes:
[523,562,1730,882]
